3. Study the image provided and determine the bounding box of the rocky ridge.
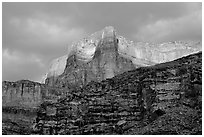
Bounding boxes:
[33,51,202,135]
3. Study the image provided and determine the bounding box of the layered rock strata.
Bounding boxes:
[34,52,202,135]
[2,80,44,108]
[2,80,71,135]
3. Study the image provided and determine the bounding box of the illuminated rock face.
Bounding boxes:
[42,55,68,84]
[46,55,68,78]
[2,80,43,108]
[45,26,135,88]
[44,26,201,87]
[117,36,201,65]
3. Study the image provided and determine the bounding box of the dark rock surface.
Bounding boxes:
[33,52,202,135]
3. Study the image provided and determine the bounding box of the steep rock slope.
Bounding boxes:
[45,26,135,88]
[34,52,202,135]
[44,26,201,86]
[42,55,68,83]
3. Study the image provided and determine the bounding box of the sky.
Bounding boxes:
[2,2,202,82]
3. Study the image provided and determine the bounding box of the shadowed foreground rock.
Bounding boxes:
[33,52,202,135]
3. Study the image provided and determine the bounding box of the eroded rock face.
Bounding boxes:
[46,55,68,78]
[42,55,68,84]
[2,80,72,135]
[117,37,201,65]
[44,26,201,87]
[45,26,135,88]
[2,80,44,108]
[34,52,202,135]
[2,80,73,109]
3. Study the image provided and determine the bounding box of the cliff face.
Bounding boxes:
[2,80,44,108]
[117,37,201,65]
[2,80,73,109]
[44,26,201,87]
[45,26,135,88]
[2,25,202,135]
[2,80,71,135]
[34,52,202,135]
[43,55,68,83]
[2,80,44,135]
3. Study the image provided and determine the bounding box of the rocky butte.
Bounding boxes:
[44,26,201,89]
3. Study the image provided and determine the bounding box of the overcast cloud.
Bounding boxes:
[2,2,202,82]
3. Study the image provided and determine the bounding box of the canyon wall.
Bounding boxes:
[2,26,202,135]
[2,80,71,109]
[34,52,202,135]
[117,36,201,65]
[44,26,201,87]
[45,26,135,88]
[2,80,44,108]
[2,80,71,134]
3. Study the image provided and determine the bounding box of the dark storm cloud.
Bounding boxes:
[2,2,202,82]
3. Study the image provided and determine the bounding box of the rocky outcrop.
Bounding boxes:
[117,37,201,65]
[34,52,202,135]
[45,26,135,88]
[2,80,44,108]
[42,55,68,83]
[2,79,73,110]
[2,80,44,135]
[2,80,70,135]
[2,25,202,135]
[44,26,201,87]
